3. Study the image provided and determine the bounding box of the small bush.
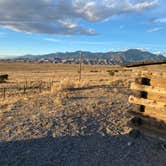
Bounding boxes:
[51,78,89,93]
[107,70,119,76]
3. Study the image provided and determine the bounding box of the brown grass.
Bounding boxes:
[1,61,164,107]
[51,78,90,92]
[0,62,120,103]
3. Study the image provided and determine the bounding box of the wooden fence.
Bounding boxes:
[128,70,166,141]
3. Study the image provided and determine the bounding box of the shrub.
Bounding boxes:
[107,70,119,76]
[51,78,89,93]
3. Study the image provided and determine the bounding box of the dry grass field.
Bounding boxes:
[0,62,127,101]
[0,62,166,166]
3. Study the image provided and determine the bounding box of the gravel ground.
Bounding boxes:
[0,80,166,166]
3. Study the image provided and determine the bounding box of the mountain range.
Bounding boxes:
[16,49,166,65]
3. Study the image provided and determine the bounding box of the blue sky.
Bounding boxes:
[0,0,166,58]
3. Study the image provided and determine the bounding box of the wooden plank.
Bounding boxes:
[129,106,166,122]
[151,79,166,88]
[147,93,166,102]
[132,90,166,102]
[135,77,166,88]
[130,83,166,95]
[129,95,166,109]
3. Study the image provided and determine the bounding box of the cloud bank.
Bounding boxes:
[0,0,159,35]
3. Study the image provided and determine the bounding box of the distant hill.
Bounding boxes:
[16,49,166,65]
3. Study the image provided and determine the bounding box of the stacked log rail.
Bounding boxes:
[128,70,166,141]
[125,59,166,68]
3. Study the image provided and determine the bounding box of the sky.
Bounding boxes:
[0,0,166,58]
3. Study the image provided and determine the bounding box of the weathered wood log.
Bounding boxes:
[130,83,166,95]
[128,106,166,122]
[147,93,166,102]
[125,59,166,68]
[129,96,166,109]
[128,72,166,141]
[132,90,166,102]
[135,77,166,88]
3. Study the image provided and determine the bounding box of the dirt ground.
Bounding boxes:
[0,62,166,166]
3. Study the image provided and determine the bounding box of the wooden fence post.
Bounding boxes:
[25,80,28,89]
[50,82,52,91]
[39,81,42,93]
[23,85,26,94]
[3,88,6,99]
[79,51,82,81]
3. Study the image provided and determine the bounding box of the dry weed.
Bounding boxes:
[51,78,89,93]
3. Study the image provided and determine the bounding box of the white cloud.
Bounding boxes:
[147,27,164,32]
[0,0,159,35]
[153,51,164,55]
[132,0,158,10]
[153,17,166,23]
[44,38,61,42]
[44,38,113,45]
[136,48,149,51]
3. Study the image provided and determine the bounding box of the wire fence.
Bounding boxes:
[0,80,58,99]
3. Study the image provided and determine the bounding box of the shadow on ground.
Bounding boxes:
[68,85,112,91]
[0,134,166,166]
